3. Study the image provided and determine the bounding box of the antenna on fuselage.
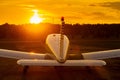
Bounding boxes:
[59,17,65,62]
[60,17,65,35]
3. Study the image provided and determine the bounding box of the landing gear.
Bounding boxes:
[21,66,29,80]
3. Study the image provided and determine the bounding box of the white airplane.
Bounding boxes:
[0,17,120,67]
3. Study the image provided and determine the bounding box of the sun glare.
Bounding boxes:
[30,10,43,24]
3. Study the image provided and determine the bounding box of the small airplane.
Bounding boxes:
[0,17,120,67]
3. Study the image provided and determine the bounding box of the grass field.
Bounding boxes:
[0,39,120,80]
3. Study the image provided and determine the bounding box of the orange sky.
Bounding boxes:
[0,0,120,24]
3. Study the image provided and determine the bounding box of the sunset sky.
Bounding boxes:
[0,0,120,24]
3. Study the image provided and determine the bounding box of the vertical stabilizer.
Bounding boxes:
[46,17,69,63]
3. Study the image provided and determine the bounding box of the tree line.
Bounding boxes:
[0,23,120,41]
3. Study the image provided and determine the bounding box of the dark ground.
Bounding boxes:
[0,39,119,80]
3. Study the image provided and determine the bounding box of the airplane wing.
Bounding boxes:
[0,49,49,59]
[82,49,120,60]
[17,59,106,66]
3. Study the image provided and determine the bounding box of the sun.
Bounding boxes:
[30,10,43,24]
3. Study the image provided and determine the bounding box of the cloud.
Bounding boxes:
[19,4,35,8]
[91,12,117,20]
[89,4,96,6]
[99,2,120,11]
[92,12,105,16]
[17,4,36,10]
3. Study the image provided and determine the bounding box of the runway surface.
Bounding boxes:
[0,59,111,80]
[0,40,119,80]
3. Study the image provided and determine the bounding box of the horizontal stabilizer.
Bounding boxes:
[0,49,47,59]
[17,59,106,66]
[82,49,120,60]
